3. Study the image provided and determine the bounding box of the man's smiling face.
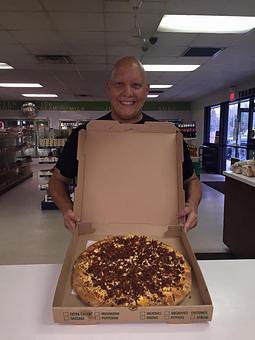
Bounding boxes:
[107,58,149,123]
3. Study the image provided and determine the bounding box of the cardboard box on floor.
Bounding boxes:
[53,120,213,324]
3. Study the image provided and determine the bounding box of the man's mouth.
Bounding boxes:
[119,100,136,105]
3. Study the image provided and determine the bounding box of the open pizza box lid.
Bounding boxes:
[75,120,184,227]
[53,120,213,324]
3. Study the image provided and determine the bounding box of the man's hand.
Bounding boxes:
[63,209,80,232]
[178,204,198,232]
[49,168,80,232]
[181,171,201,231]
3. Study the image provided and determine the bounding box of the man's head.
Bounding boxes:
[107,56,149,123]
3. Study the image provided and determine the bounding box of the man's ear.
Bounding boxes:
[146,83,150,94]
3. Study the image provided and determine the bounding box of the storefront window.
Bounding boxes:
[252,112,255,139]
[225,146,247,170]
[209,105,220,143]
[240,99,250,108]
[227,102,238,145]
[239,111,249,146]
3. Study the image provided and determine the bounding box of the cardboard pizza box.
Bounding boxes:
[53,120,213,324]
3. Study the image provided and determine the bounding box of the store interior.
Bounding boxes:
[1,0,255,265]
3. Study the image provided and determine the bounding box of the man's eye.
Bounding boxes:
[115,82,123,88]
[132,83,142,89]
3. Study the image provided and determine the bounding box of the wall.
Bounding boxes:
[0,108,193,129]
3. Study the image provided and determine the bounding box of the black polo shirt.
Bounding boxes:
[56,112,194,181]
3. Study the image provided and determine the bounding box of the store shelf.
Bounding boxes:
[0,173,33,195]
[0,129,33,194]
[41,200,58,210]
[41,193,74,210]
[39,170,53,177]
[38,157,58,164]
[39,184,48,190]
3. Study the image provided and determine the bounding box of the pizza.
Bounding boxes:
[72,234,191,309]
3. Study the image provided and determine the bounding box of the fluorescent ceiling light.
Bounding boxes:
[158,15,255,33]
[22,94,58,98]
[144,65,200,71]
[150,84,173,89]
[147,94,159,98]
[0,63,14,69]
[0,83,43,87]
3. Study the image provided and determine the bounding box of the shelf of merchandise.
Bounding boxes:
[38,156,57,209]
[38,170,53,177]
[41,192,74,210]
[0,172,33,195]
[38,155,74,210]
[38,157,58,164]
[0,130,33,195]
[41,194,58,210]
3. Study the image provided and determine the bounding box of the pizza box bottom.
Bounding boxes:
[52,223,213,324]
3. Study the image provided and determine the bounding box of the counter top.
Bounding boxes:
[1,260,255,340]
[223,170,255,187]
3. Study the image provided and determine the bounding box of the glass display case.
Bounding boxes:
[0,126,33,194]
[2,119,50,158]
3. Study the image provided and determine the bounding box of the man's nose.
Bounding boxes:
[122,85,132,96]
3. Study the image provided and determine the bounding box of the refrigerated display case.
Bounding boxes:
[224,100,250,170]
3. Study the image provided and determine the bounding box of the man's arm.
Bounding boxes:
[178,171,202,232]
[48,168,80,232]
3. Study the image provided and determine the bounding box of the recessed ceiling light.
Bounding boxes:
[0,83,43,87]
[22,94,58,98]
[147,94,159,98]
[158,15,255,33]
[0,63,14,69]
[144,65,200,71]
[150,85,173,88]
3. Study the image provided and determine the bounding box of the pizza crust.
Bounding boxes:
[72,235,192,308]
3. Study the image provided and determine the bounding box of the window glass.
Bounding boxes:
[209,105,220,143]
[227,102,238,145]
[225,146,247,170]
[252,112,255,139]
[239,111,249,146]
[240,100,250,108]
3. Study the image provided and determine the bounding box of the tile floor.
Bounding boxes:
[0,162,228,265]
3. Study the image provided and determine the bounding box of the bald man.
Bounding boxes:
[49,56,201,232]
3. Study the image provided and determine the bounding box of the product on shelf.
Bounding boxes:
[176,122,196,139]
[187,144,198,157]
[0,128,32,195]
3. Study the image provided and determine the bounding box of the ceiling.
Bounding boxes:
[1,0,255,102]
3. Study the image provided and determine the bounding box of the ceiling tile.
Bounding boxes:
[71,55,106,64]
[0,30,17,43]
[48,13,104,31]
[155,32,198,46]
[41,0,103,11]
[0,0,43,11]
[10,30,61,44]
[190,33,242,47]
[144,45,187,57]
[0,45,30,58]
[24,43,67,55]
[0,12,51,30]
[105,0,167,13]
[63,43,106,56]
[59,32,105,44]
[105,13,134,31]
